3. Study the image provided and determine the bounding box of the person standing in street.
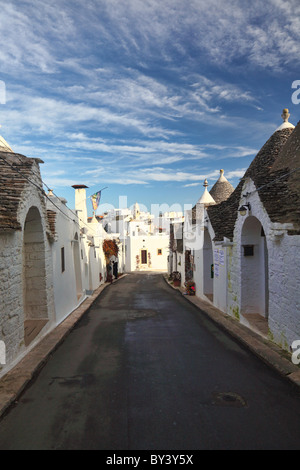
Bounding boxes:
[113,261,118,280]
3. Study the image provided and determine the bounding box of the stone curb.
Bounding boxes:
[0,275,126,419]
[163,275,300,389]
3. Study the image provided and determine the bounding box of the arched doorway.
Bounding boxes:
[241,216,269,330]
[23,207,48,346]
[203,228,213,301]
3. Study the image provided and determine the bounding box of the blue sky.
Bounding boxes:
[0,0,299,216]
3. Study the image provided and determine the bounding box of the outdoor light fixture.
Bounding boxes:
[238,202,251,216]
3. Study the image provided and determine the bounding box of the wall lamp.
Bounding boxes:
[238,202,251,216]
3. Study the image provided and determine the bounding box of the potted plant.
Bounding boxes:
[172,271,181,287]
[185,280,196,295]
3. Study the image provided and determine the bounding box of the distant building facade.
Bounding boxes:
[99,202,175,272]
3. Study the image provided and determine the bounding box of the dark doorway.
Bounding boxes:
[141,250,147,264]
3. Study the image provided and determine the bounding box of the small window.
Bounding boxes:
[61,247,65,272]
[158,249,162,255]
[243,245,254,256]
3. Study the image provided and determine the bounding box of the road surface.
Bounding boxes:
[0,272,299,450]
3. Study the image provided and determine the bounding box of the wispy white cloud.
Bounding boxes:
[190,75,258,107]
[4,87,178,141]
[1,0,299,78]
[80,0,300,70]
[183,182,201,188]
[85,166,221,186]
[0,0,297,209]
[101,178,148,186]
[42,177,80,188]
[226,169,247,179]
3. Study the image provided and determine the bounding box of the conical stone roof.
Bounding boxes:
[192,179,215,223]
[197,179,216,205]
[209,169,234,204]
[207,110,296,241]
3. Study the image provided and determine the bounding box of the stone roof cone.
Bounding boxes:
[209,169,234,204]
[197,179,216,205]
[207,108,296,242]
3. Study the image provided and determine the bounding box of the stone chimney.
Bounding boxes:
[72,184,89,225]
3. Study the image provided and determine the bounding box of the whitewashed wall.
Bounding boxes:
[176,251,185,284]
[126,234,169,271]
[0,163,55,375]
[179,177,300,353]
[48,196,83,324]
[0,170,110,376]
[168,222,184,282]
[212,243,228,313]
[0,230,25,370]
[47,195,106,325]
[185,224,203,295]
[268,231,300,350]
[184,210,228,311]
[228,179,271,323]
[228,178,300,351]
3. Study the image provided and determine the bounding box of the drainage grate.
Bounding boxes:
[212,391,247,408]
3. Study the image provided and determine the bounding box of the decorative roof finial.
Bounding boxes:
[275,108,295,132]
[281,108,290,123]
[197,178,216,205]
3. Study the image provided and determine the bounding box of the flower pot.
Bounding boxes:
[173,279,181,287]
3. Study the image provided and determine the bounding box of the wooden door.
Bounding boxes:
[141,249,147,264]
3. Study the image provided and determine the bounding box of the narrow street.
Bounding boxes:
[0,272,300,450]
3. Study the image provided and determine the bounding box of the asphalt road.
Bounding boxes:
[0,272,300,450]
